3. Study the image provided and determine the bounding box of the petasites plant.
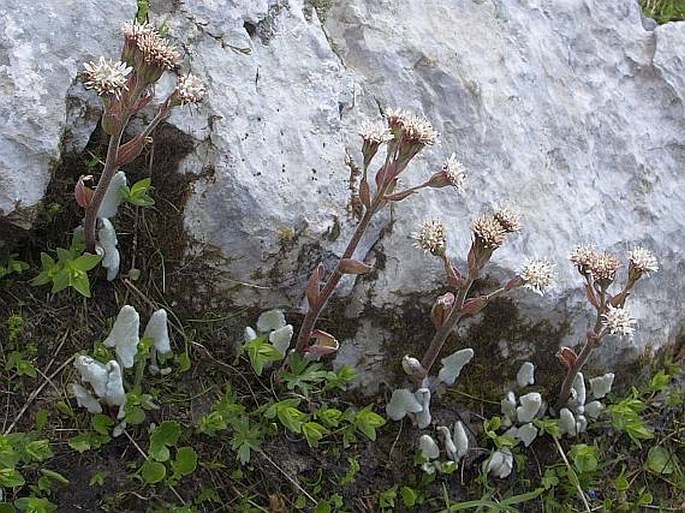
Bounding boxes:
[68,16,206,286]
[556,246,658,406]
[294,111,465,356]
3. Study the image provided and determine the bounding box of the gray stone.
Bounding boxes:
[1,1,683,388]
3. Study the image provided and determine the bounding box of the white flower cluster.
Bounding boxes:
[83,57,132,97]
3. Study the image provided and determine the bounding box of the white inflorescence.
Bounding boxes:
[472,214,507,248]
[569,244,598,273]
[359,120,392,144]
[493,205,521,233]
[601,305,636,338]
[385,109,438,146]
[414,218,446,255]
[443,153,466,190]
[175,73,207,104]
[122,21,157,41]
[519,258,555,295]
[83,57,132,97]
[589,251,621,281]
[137,32,181,70]
[628,247,658,275]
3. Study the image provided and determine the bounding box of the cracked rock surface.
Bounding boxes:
[1,1,683,383]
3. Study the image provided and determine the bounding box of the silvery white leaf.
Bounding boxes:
[571,372,586,407]
[418,434,440,460]
[104,360,126,407]
[244,326,257,343]
[501,391,517,425]
[516,392,542,423]
[437,348,474,386]
[386,388,423,421]
[269,324,293,356]
[69,383,102,413]
[74,355,109,398]
[112,420,127,437]
[143,309,171,354]
[585,400,604,419]
[414,388,432,429]
[516,361,535,388]
[576,414,588,434]
[559,408,577,437]
[485,447,513,478]
[589,373,615,399]
[516,423,538,447]
[437,426,458,462]
[97,171,127,219]
[103,305,140,368]
[256,310,286,332]
[98,218,120,281]
[453,421,469,459]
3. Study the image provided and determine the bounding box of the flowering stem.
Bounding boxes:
[293,208,375,354]
[558,312,604,407]
[418,277,475,378]
[84,126,125,252]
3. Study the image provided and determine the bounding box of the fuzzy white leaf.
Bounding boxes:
[501,391,517,425]
[74,355,109,398]
[256,310,286,332]
[516,423,538,447]
[437,348,474,386]
[414,388,432,429]
[143,309,171,354]
[485,448,513,478]
[584,400,604,419]
[571,372,586,407]
[418,434,440,460]
[104,360,126,407]
[386,388,423,421]
[589,373,615,399]
[516,362,535,388]
[269,324,293,356]
[98,218,120,281]
[244,326,257,343]
[97,171,127,219]
[69,383,102,413]
[103,305,140,368]
[437,426,458,462]
[453,421,469,459]
[516,392,542,423]
[559,408,577,437]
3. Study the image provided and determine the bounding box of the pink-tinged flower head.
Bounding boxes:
[589,251,621,283]
[174,73,207,105]
[569,244,598,275]
[442,154,467,189]
[601,305,636,338]
[385,109,438,146]
[413,219,446,256]
[359,119,392,168]
[82,57,132,98]
[137,32,180,72]
[122,21,157,42]
[628,247,658,277]
[493,205,521,233]
[519,258,555,295]
[472,214,507,249]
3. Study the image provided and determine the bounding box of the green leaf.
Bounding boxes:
[13,497,56,513]
[25,439,53,461]
[89,470,109,486]
[646,446,675,475]
[315,407,342,428]
[70,271,91,298]
[178,351,191,372]
[51,268,71,293]
[125,407,147,425]
[354,406,385,441]
[244,337,283,376]
[68,434,92,453]
[39,468,70,485]
[141,460,166,484]
[172,446,198,477]
[570,444,598,474]
[72,253,102,272]
[400,486,418,507]
[302,422,328,447]
[151,421,181,445]
[0,468,25,487]
[91,413,114,435]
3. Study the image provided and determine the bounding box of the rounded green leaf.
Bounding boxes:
[172,447,198,477]
[141,461,166,484]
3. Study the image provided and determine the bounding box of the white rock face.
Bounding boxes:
[2,1,683,381]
